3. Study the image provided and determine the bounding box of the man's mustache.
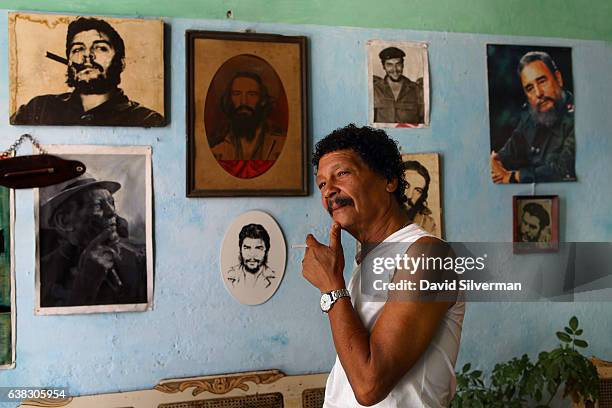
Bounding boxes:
[234,105,256,115]
[536,96,556,109]
[327,196,354,215]
[71,61,104,74]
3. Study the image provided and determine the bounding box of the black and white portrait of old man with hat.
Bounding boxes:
[38,173,147,310]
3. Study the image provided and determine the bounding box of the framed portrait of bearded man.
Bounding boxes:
[186,30,308,196]
[34,145,153,315]
[8,12,165,127]
[487,45,576,184]
[401,153,443,238]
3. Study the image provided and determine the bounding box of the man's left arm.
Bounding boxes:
[303,225,454,406]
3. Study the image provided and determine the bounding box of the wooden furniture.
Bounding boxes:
[20,369,328,408]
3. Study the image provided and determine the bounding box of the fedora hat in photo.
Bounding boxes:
[41,174,121,229]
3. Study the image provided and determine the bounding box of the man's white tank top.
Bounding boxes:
[323,224,465,408]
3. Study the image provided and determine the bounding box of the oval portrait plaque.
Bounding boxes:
[220,210,286,305]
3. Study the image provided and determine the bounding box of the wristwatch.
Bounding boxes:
[320,288,350,313]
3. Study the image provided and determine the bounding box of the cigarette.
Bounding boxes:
[291,244,308,249]
[46,51,68,65]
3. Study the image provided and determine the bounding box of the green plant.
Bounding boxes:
[450,316,599,407]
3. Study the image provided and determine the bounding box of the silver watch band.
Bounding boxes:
[329,288,350,302]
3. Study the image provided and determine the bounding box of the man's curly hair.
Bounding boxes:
[312,124,407,205]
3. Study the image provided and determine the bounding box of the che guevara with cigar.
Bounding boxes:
[11,17,163,127]
[39,175,147,307]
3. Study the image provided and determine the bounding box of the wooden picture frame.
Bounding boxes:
[186,30,308,196]
[513,195,559,253]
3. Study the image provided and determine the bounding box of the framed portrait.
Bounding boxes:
[220,210,286,305]
[401,153,442,238]
[513,195,559,253]
[34,145,153,315]
[186,30,308,196]
[487,45,575,184]
[0,184,15,369]
[9,12,165,127]
[367,39,430,128]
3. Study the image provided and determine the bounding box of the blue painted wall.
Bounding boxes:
[1,10,611,404]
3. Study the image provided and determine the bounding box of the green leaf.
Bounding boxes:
[462,363,471,373]
[564,326,573,335]
[569,316,579,331]
[575,329,583,336]
[574,339,588,348]
[556,332,572,343]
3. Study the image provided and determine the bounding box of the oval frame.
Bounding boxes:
[220,210,286,305]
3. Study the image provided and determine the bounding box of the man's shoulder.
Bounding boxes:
[25,93,72,104]
[11,92,73,124]
[225,264,242,277]
[401,76,422,88]
[119,98,165,127]
[264,120,287,137]
[560,94,575,124]
[261,265,277,278]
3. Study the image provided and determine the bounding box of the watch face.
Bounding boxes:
[320,293,332,312]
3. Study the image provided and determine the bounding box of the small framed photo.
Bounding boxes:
[186,30,308,196]
[367,39,430,128]
[401,153,443,238]
[513,195,559,253]
[9,13,165,127]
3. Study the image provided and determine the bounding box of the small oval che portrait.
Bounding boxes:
[220,211,286,305]
[204,55,288,179]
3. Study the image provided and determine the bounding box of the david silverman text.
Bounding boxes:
[373,279,522,291]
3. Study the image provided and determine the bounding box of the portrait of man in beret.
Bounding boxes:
[368,41,429,127]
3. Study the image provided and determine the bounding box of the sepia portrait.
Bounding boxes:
[487,45,575,184]
[367,40,430,128]
[186,30,308,196]
[220,211,286,305]
[513,195,559,253]
[34,145,153,315]
[402,153,442,238]
[9,12,165,127]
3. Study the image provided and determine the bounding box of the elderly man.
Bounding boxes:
[40,175,147,307]
[11,17,163,126]
[302,124,464,407]
[373,47,424,124]
[225,223,277,290]
[520,202,550,243]
[210,71,286,178]
[491,51,575,183]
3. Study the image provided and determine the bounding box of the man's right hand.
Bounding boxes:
[71,229,120,303]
